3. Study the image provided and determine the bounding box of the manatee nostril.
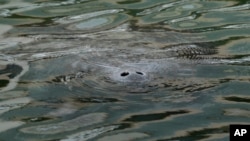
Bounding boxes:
[136,71,144,75]
[120,72,129,77]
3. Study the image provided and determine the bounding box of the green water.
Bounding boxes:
[0,0,250,141]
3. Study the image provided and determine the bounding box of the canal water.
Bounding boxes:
[0,0,250,140]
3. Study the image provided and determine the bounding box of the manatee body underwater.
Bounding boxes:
[2,30,249,94]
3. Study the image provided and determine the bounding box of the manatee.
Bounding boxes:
[1,31,249,93]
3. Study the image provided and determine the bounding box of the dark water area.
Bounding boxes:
[0,0,250,141]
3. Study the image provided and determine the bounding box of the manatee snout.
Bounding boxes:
[119,71,147,82]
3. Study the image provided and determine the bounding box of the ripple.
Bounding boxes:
[0,9,10,17]
[141,1,245,32]
[138,1,227,25]
[169,10,250,31]
[137,1,184,16]
[75,18,109,29]
[222,96,250,104]
[21,113,107,134]
[0,36,34,50]
[0,17,44,26]
[0,0,92,18]
[61,125,119,141]
[224,108,250,117]
[0,61,29,92]
[21,117,53,123]
[0,80,9,88]
[0,120,24,133]
[158,124,229,141]
[217,38,250,56]
[0,24,12,36]
[168,15,196,23]
[0,97,31,115]
[66,13,130,32]
[118,0,142,4]
[122,110,190,123]
[0,90,28,99]
[55,9,124,24]
[140,7,183,24]
[16,1,119,18]
[97,132,149,141]
[73,96,122,103]
[207,4,250,12]
[223,24,250,29]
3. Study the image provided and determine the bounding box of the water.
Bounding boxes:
[0,0,250,140]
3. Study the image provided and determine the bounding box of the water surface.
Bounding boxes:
[0,0,250,141]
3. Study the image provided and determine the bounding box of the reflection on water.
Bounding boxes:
[0,0,250,140]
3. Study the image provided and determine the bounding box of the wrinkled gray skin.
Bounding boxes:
[1,31,244,93]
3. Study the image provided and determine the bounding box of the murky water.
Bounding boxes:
[0,0,250,140]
